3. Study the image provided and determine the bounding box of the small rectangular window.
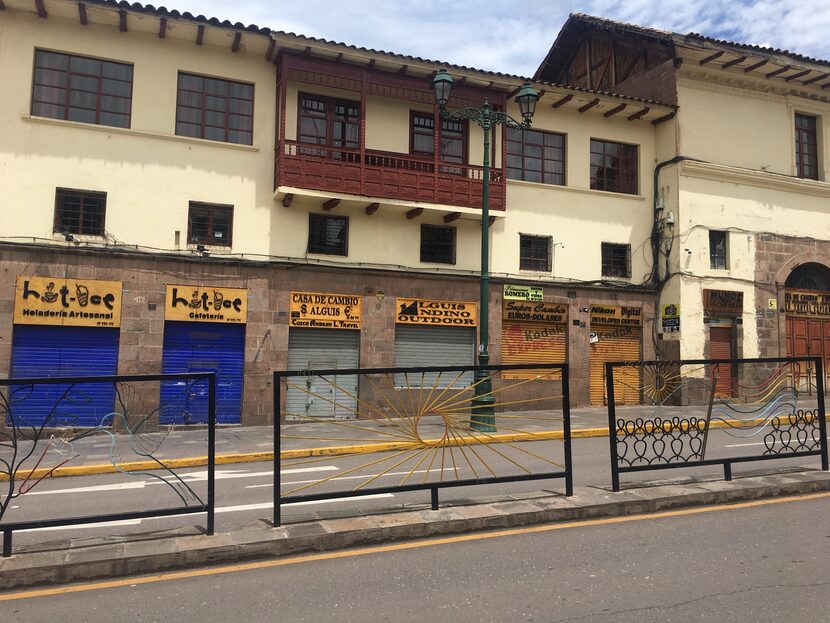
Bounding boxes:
[709,230,728,270]
[420,224,456,264]
[519,234,552,272]
[188,202,233,247]
[176,72,254,145]
[506,128,565,186]
[590,139,638,194]
[795,113,819,180]
[601,242,631,278]
[308,213,348,256]
[32,50,132,128]
[54,188,106,236]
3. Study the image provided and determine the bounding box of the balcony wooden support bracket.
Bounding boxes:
[366,59,375,69]
[785,69,811,82]
[822,82,830,90]
[627,107,650,121]
[398,65,409,75]
[158,17,167,38]
[35,0,47,18]
[698,51,724,66]
[322,198,340,211]
[720,56,746,70]
[604,104,626,118]
[282,193,294,208]
[579,98,600,113]
[652,111,676,125]
[743,59,768,73]
[766,66,792,79]
[803,73,829,86]
[0,1,5,10]
[551,94,573,109]
[118,9,127,32]
[488,216,496,227]
[78,2,88,24]
[196,25,205,46]
[443,212,461,223]
[231,32,242,53]
[265,40,275,61]
[406,208,423,220]
[365,202,379,216]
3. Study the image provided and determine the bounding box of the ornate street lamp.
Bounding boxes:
[431,69,539,432]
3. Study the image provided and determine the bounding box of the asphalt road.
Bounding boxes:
[2,429,825,553]
[4,491,829,622]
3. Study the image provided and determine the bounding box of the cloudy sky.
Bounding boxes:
[166,0,830,76]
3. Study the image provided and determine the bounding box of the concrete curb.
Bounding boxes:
[2,470,829,590]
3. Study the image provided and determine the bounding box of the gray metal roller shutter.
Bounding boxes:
[286,328,360,420]
[394,325,475,388]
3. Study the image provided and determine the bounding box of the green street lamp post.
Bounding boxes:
[431,70,539,432]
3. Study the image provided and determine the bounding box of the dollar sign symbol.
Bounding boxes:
[301,303,307,315]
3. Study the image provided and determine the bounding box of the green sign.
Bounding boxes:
[503,285,543,302]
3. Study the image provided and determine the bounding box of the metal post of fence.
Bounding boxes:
[815,358,829,471]
[562,364,574,497]
[723,462,732,481]
[206,373,216,536]
[606,362,620,492]
[430,487,439,511]
[2,529,11,558]
[274,374,281,527]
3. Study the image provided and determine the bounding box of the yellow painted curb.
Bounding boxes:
[1,415,824,482]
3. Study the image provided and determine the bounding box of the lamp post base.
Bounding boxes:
[470,366,496,433]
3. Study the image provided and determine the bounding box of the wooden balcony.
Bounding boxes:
[275,140,505,211]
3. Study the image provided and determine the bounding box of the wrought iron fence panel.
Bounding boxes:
[274,363,572,526]
[607,357,829,491]
[0,372,216,557]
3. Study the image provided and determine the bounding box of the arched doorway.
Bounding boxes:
[784,263,830,390]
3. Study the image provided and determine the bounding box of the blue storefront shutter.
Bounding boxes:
[159,321,245,424]
[9,325,120,427]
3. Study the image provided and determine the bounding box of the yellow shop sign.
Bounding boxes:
[503,284,543,302]
[590,304,642,326]
[165,285,248,323]
[14,276,122,328]
[396,298,477,326]
[289,292,362,329]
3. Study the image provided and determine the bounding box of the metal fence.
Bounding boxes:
[0,372,216,557]
[273,363,573,526]
[606,357,829,491]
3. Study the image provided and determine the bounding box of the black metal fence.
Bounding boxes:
[273,362,573,526]
[607,357,829,491]
[0,372,216,557]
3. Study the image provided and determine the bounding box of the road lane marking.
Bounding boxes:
[3,490,829,602]
[18,519,142,533]
[250,467,453,489]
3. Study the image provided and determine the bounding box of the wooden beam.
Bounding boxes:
[802,73,829,86]
[488,216,496,227]
[550,94,573,109]
[302,45,311,55]
[196,25,205,46]
[231,32,241,53]
[35,0,47,18]
[0,0,5,10]
[743,59,768,73]
[398,65,408,75]
[766,65,792,78]
[158,17,167,38]
[651,111,676,125]
[604,103,626,118]
[322,198,340,211]
[506,86,522,99]
[118,9,127,32]
[720,55,746,70]
[265,40,275,61]
[365,202,379,216]
[627,107,650,121]
[784,69,811,82]
[281,193,294,208]
[578,98,600,113]
[406,208,423,220]
[78,2,87,24]
[698,51,724,66]
[822,82,830,90]
[366,59,375,69]
[443,212,461,223]
[335,52,343,63]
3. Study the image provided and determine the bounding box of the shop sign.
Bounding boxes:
[290,292,362,329]
[503,284,543,302]
[703,289,743,315]
[165,285,247,324]
[784,290,830,317]
[661,303,680,333]
[396,298,477,326]
[14,276,122,328]
[502,300,567,323]
[590,304,642,326]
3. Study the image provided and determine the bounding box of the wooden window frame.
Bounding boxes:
[307,213,349,256]
[53,188,107,237]
[176,72,254,146]
[590,138,638,195]
[409,111,469,166]
[506,128,566,186]
[601,242,631,278]
[420,224,456,265]
[709,230,728,270]
[795,113,819,180]
[32,49,133,129]
[298,92,360,152]
[187,202,234,247]
[519,234,552,272]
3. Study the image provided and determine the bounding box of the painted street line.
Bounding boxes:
[19,519,143,533]
[247,466,455,489]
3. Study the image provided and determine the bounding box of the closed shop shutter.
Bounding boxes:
[286,328,360,420]
[589,327,641,406]
[709,325,734,398]
[394,325,475,388]
[10,325,120,427]
[500,321,566,379]
[160,321,245,424]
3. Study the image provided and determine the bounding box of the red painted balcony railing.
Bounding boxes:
[275,140,505,211]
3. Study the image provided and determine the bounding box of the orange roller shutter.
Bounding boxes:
[589,327,642,406]
[500,321,566,379]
